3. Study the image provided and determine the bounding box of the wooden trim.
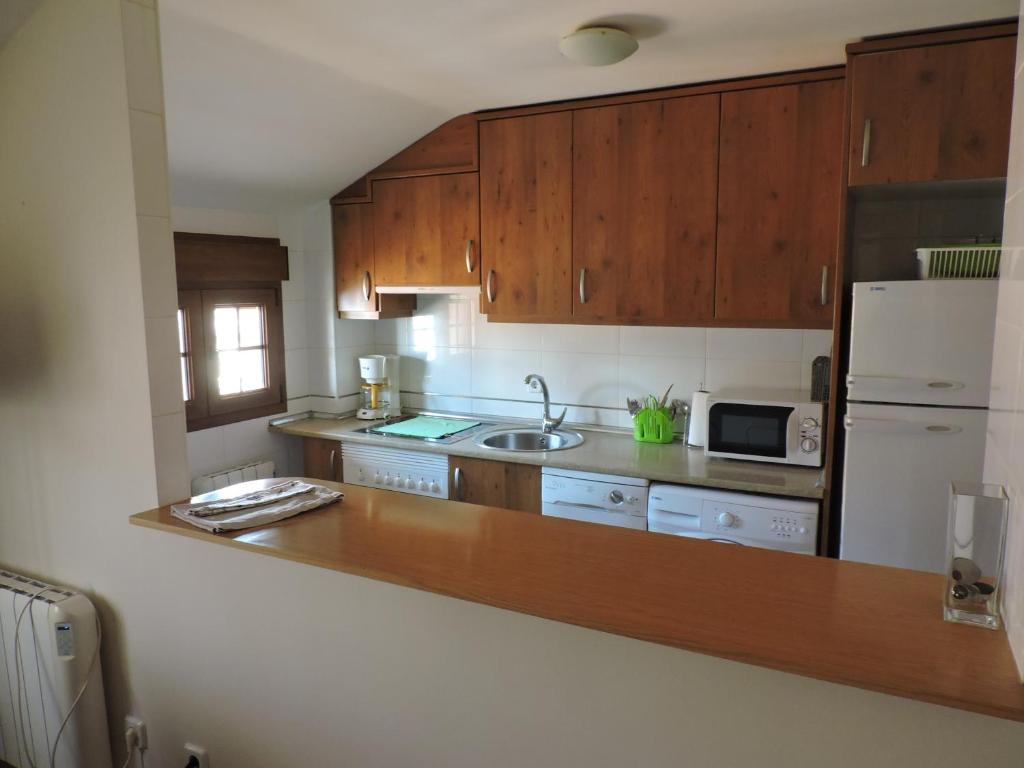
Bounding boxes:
[476,66,846,122]
[186,401,288,433]
[132,483,1024,723]
[847,20,1017,55]
[178,290,208,423]
[174,232,289,286]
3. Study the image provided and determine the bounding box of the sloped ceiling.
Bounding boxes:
[159,0,1018,211]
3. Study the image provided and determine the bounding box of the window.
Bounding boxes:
[174,231,290,431]
[178,288,286,431]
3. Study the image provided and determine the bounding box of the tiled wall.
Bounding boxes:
[343,296,833,429]
[122,0,190,504]
[849,190,1005,283]
[984,18,1024,681]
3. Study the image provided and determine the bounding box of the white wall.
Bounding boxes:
[985,12,1024,680]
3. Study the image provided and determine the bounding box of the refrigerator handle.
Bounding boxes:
[846,374,965,392]
[844,415,963,435]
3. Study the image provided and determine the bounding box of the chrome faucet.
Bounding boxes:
[524,374,566,434]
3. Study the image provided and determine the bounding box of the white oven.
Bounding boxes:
[704,388,823,467]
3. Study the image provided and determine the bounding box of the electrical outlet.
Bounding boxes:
[185,743,209,768]
[124,716,147,750]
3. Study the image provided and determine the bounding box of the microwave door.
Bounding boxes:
[707,403,794,460]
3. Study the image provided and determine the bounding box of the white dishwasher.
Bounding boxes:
[542,468,650,530]
[647,483,819,555]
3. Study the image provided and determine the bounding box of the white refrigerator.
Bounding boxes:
[840,280,997,573]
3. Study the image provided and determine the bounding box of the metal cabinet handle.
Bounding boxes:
[579,267,588,305]
[861,118,872,167]
[453,466,464,501]
[465,239,475,273]
[328,449,337,481]
[820,265,829,307]
[486,269,496,303]
[362,271,371,302]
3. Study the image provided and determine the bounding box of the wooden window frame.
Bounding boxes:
[174,232,290,432]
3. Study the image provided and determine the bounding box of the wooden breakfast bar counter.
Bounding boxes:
[131,480,1024,722]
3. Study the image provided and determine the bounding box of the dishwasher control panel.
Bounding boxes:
[541,468,650,530]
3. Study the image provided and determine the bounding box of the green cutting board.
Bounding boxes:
[372,416,481,439]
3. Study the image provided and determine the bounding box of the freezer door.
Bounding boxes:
[840,402,988,573]
[847,281,997,407]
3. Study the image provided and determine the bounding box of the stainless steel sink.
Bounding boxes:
[475,428,584,452]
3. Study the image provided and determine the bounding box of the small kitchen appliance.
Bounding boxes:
[703,388,824,467]
[357,354,401,420]
[542,468,650,530]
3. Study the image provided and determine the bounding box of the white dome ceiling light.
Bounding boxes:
[559,26,639,67]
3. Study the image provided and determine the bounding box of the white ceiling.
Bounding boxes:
[159,0,1019,211]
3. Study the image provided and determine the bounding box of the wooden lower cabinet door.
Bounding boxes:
[448,456,541,513]
[479,112,573,322]
[303,438,341,482]
[715,78,844,328]
[573,95,718,324]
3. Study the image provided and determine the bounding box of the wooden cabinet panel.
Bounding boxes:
[303,438,341,482]
[372,173,480,286]
[449,456,541,514]
[333,203,376,313]
[716,79,844,327]
[573,96,718,324]
[849,36,1015,186]
[479,113,573,321]
[332,202,415,319]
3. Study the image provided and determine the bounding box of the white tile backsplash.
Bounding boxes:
[128,109,170,217]
[136,214,177,318]
[283,300,307,351]
[285,348,310,399]
[352,291,830,425]
[121,0,163,115]
[706,328,804,361]
[145,315,185,417]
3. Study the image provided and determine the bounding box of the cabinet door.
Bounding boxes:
[372,173,480,286]
[849,36,1015,186]
[333,203,376,313]
[449,456,541,513]
[573,96,718,324]
[479,113,573,321]
[716,79,843,327]
[303,438,341,482]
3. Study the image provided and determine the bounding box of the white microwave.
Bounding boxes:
[704,389,824,467]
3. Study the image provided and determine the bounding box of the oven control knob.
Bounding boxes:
[609,490,625,505]
[373,472,382,484]
[716,512,736,528]
[418,479,429,491]
[405,477,416,489]
[383,474,393,486]
[430,481,441,494]
[801,437,818,453]
[801,417,820,429]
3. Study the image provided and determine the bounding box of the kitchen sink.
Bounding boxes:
[474,428,584,452]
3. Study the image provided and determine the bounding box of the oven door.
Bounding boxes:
[706,402,796,463]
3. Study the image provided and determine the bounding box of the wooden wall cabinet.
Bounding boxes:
[573,96,719,324]
[333,202,415,319]
[304,438,341,482]
[372,173,480,287]
[479,112,573,322]
[715,79,844,328]
[449,456,541,514]
[848,35,1015,186]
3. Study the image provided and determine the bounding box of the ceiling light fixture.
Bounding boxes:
[559,26,638,67]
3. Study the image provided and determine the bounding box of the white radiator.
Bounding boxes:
[191,458,276,496]
[0,571,110,768]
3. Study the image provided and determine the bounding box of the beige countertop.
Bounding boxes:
[270,414,825,500]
